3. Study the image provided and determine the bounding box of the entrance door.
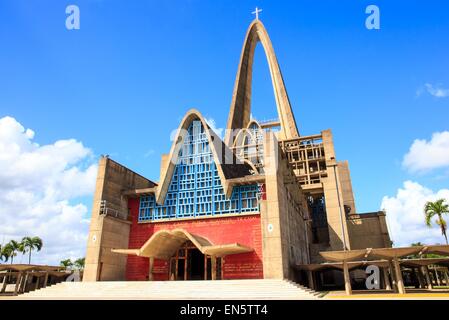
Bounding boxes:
[169,242,203,280]
[188,248,204,280]
[169,241,222,280]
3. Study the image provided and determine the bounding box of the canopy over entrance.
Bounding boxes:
[112,228,253,259]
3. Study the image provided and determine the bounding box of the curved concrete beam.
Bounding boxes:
[155,109,237,204]
[225,19,299,146]
[113,228,253,259]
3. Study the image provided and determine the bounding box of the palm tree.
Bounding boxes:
[60,259,73,270]
[424,199,449,245]
[21,236,43,264]
[0,244,4,263]
[3,240,22,264]
[74,258,85,271]
[2,243,14,264]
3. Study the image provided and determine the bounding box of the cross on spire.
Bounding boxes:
[252,7,263,20]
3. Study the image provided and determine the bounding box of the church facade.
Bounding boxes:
[83,20,391,284]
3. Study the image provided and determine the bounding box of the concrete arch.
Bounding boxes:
[246,119,262,130]
[232,125,263,174]
[155,109,250,204]
[232,128,257,148]
[225,19,299,146]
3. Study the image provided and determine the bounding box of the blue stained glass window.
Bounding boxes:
[138,120,260,222]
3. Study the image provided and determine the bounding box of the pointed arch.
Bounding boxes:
[231,120,265,174]
[155,109,253,204]
[246,119,263,131]
[225,20,299,146]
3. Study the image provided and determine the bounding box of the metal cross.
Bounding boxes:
[252,7,263,20]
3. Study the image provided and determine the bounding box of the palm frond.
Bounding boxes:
[424,199,449,243]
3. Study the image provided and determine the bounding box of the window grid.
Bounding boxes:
[138,120,259,222]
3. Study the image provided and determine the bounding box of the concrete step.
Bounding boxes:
[20,279,320,300]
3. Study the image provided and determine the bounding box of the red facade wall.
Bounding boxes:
[126,197,263,281]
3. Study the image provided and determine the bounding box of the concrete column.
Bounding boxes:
[382,267,391,290]
[13,273,22,295]
[423,266,433,290]
[343,261,352,295]
[389,261,398,292]
[434,268,441,286]
[393,257,405,294]
[429,268,435,285]
[20,273,29,293]
[416,268,425,289]
[43,272,49,288]
[211,256,217,281]
[1,274,6,293]
[307,270,315,290]
[148,257,154,281]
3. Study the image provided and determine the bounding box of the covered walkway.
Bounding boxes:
[0,265,69,295]
[297,245,449,295]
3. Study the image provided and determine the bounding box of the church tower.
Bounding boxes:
[225,18,359,256]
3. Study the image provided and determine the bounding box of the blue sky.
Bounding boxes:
[1,0,449,259]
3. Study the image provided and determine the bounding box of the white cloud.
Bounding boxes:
[424,83,449,98]
[402,131,449,173]
[0,116,97,265]
[144,149,155,158]
[381,181,449,247]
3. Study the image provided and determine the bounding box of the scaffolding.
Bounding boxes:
[280,134,328,186]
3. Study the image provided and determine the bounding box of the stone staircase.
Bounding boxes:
[19,279,320,300]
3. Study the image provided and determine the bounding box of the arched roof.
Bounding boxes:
[155,109,254,204]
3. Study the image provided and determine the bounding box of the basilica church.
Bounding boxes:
[83,19,391,286]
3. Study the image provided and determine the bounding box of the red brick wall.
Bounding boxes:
[126,197,263,281]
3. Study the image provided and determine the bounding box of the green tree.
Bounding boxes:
[21,236,43,264]
[424,199,449,245]
[74,258,85,270]
[2,244,14,264]
[60,259,73,270]
[2,240,22,264]
[0,244,4,263]
[1,244,10,263]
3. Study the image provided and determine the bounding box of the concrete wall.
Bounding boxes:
[262,132,311,280]
[338,160,356,215]
[347,212,392,249]
[84,157,155,281]
[321,129,351,251]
